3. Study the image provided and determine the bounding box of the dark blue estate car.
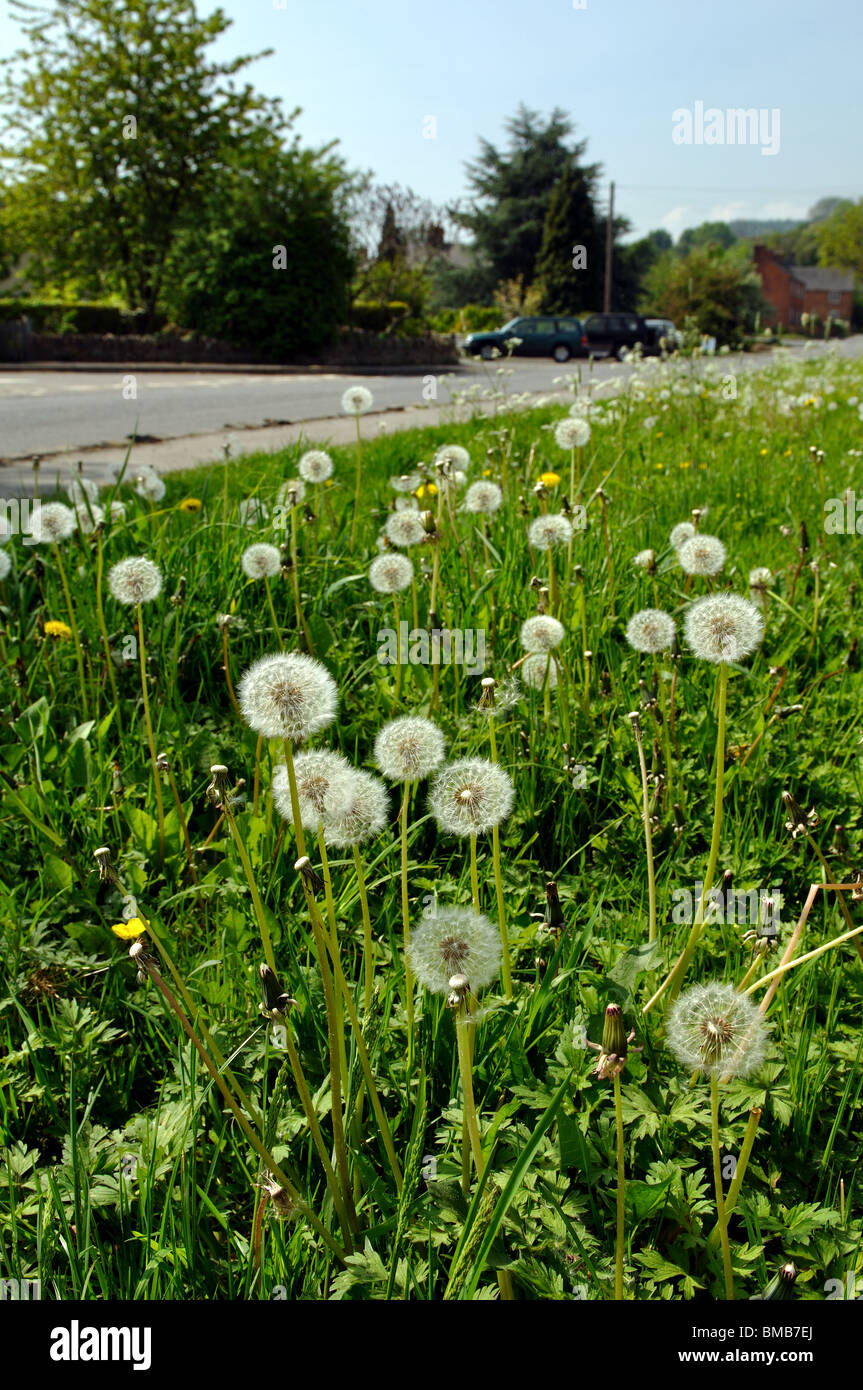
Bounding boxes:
[463,315,589,362]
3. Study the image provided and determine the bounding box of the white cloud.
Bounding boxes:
[661,205,690,235]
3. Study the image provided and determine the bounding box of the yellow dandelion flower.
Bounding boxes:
[179,497,202,513]
[111,916,149,939]
[44,620,73,640]
[482,468,492,477]
[539,471,561,487]
[654,462,664,470]
[679,460,692,470]
[416,483,438,499]
[759,448,768,456]
[655,431,663,439]
[783,448,793,456]
[804,397,816,406]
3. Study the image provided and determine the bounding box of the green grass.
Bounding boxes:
[1,349,862,1301]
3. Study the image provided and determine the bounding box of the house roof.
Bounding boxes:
[789,265,855,292]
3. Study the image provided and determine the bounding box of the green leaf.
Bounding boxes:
[43,853,75,891]
[607,939,663,996]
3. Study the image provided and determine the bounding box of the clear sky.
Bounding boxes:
[2,0,861,242]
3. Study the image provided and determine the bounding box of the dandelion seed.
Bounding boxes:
[369,552,414,594]
[341,384,374,415]
[626,608,676,654]
[666,981,769,1077]
[554,417,590,450]
[408,906,501,995]
[429,757,514,837]
[520,615,565,652]
[241,543,282,579]
[27,501,76,545]
[108,556,163,605]
[678,533,726,577]
[238,652,338,741]
[384,512,426,547]
[633,548,655,570]
[463,481,503,515]
[670,521,696,550]
[374,716,446,782]
[528,514,573,551]
[298,450,334,484]
[684,593,763,663]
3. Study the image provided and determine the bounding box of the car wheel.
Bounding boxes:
[552,344,570,362]
[480,343,496,360]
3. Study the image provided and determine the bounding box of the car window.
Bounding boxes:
[533,319,556,334]
[606,316,625,331]
[625,317,640,332]
[556,318,581,332]
[584,315,605,331]
[502,319,522,332]
[516,319,536,334]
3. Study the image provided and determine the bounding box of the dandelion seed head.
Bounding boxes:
[321,768,390,848]
[384,512,426,548]
[0,550,11,580]
[238,496,270,527]
[670,521,696,550]
[369,552,414,593]
[528,513,573,551]
[463,481,503,515]
[626,608,676,654]
[428,757,514,836]
[684,592,763,664]
[749,567,773,588]
[108,555,163,605]
[521,652,558,690]
[633,548,655,569]
[241,543,282,579]
[134,468,166,503]
[74,502,105,534]
[666,981,769,1077]
[66,476,100,507]
[390,472,422,493]
[273,749,352,829]
[678,533,727,577]
[408,906,501,995]
[342,384,374,415]
[298,450,334,484]
[374,716,446,782]
[520,615,565,652]
[28,501,77,545]
[238,652,338,741]
[434,444,470,471]
[554,417,590,450]
[276,479,305,509]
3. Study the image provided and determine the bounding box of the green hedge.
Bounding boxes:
[0,301,164,334]
[428,305,503,333]
[349,300,412,333]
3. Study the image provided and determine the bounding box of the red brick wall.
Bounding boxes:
[802,289,854,322]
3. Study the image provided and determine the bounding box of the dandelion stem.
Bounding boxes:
[221,794,277,975]
[136,603,166,866]
[221,625,242,720]
[282,740,308,860]
[710,1074,735,1300]
[280,1022,354,1252]
[613,1075,625,1300]
[263,576,284,651]
[709,1107,761,1249]
[94,535,121,735]
[456,999,484,1177]
[349,415,362,550]
[352,843,375,1014]
[54,543,88,717]
[469,833,480,912]
[400,781,414,1034]
[630,715,657,944]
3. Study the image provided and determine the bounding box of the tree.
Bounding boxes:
[677,222,735,255]
[534,167,605,313]
[0,0,289,323]
[642,245,764,343]
[458,105,601,296]
[161,136,354,358]
[816,199,863,276]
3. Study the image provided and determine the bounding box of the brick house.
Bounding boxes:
[753,244,854,328]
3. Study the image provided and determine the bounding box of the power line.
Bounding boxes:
[615,185,860,195]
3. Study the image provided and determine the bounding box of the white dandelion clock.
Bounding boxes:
[463,481,503,515]
[678,533,726,577]
[667,982,769,1078]
[321,768,390,849]
[108,500,127,524]
[134,468,166,503]
[375,716,446,782]
[108,556,163,605]
[684,593,763,664]
[369,552,414,594]
[670,521,696,550]
[298,450,334,484]
[390,472,422,494]
[66,476,100,507]
[238,496,270,527]
[408,906,502,995]
[626,608,676,654]
[749,567,773,589]
[341,384,374,415]
[238,652,338,741]
[273,749,352,830]
[275,479,305,510]
[74,503,105,534]
[434,444,470,471]
[554,417,590,450]
[0,550,11,581]
[633,548,655,570]
[27,501,76,545]
[528,514,573,551]
[521,653,558,690]
[429,758,514,837]
[241,543,282,579]
[385,511,426,548]
[520,615,565,652]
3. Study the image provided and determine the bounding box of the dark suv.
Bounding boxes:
[582,313,679,359]
[463,315,588,362]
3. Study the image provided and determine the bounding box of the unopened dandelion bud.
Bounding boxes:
[544,880,565,935]
[259,963,295,1019]
[601,1004,628,1060]
[169,576,186,609]
[94,845,114,881]
[207,764,230,806]
[156,751,170,773]
[799,521,809,554]
[752,1263,798,1301]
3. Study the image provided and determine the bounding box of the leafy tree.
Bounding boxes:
[161,137,354,358]
[677,222,735,254]
[641,245,764,343]
[0,0,288,323]
[458,105,601,296]
[816,199,863,276]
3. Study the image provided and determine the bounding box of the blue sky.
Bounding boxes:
[2,0,861,242]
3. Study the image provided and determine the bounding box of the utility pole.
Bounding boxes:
[603,181,614,313]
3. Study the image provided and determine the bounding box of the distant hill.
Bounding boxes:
[728,219,802,238]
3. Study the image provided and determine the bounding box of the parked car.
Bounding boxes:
[643,318,684,352]
[463,315,589,362]
[582,312,681,359]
